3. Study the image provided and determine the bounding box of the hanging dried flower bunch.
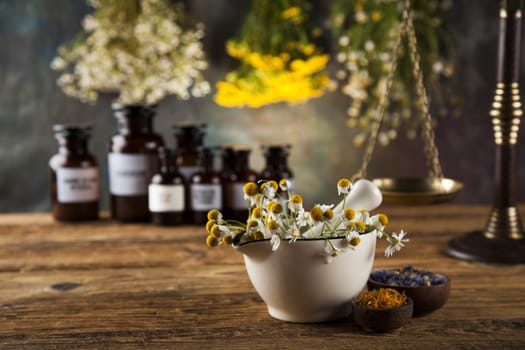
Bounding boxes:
[331,0,458,147]
[51,0,210,105]
[214,0,335,108]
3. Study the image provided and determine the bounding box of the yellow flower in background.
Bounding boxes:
[215,0,333,108]
[371,11,382,22]
[282,6,301,20]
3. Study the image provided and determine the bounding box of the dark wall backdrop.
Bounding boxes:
[1,0,524,213]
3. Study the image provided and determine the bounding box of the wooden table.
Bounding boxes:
[1,206,524,349]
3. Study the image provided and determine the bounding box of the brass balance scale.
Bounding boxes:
[351,0,463,205]
[354,0,525,263]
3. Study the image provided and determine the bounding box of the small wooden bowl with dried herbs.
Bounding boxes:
[352,288,413,333]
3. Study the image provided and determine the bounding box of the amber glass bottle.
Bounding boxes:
[222,146,257,221]
[189,147,222,225]
[149,147,186,226]
[108,103,164,222]
[173,123,206,181]
[49,125,99,221]
[259,144,294,193]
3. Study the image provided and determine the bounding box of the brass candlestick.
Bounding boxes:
[446,0,525,263]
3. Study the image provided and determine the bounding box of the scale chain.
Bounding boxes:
[405,4,444,178]
[351,5,410,182]
[352,0,444,181]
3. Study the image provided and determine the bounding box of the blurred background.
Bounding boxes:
[1,0,524,213]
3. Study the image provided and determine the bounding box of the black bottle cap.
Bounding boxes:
[111,103,156,118]
[53,124,92,138]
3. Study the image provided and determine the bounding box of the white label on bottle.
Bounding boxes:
[148,184,185,212]
[191,184,222,211]
[225,182,248,210]
[178,165,201,181]
[108,153,153,196]
[56,167,99,203]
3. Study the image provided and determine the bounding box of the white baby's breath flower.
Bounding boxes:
[336,52,347,63]
[364,40,375,52]
[51,0,209,105]
[338,35,350,47]
[82,15,98,31]
[355,11,368,23]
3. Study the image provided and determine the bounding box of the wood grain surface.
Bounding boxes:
[0,206,524,349]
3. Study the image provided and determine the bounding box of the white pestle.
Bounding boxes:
[303,179,383,238]
[333,179,383,213]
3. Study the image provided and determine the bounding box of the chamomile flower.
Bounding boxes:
[267,219,280,234]
[296,210,310,227]
[261,181,278,199]
[203,178,407,260]
[356,209,370,223]
[310,206,324,222]
[344,208,356,221]
[279,178,291,192]
[337,178,352,195]
[207,209,222,222]
[243,182,259,200]
[385,230,409,257]
[246,219,259,234]
[206,235,219,247]
[251,207,262,219]
[267,202,284,220]
[288,194,303,212]
[323,240,342,263]
[346,231,361,249]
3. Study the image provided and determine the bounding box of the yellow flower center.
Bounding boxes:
[210,225,221,238]
[206,235,219,248]
[268,220,280,231]
[323,209,334,220]
[254,231,264,240]
[207,209,221,221]
[310,207,323,222]
[270,202,284,215]
[291,194,303,204]
[222,236,233,245]
[344,208,355,220]
[205,220,216,233]
[247,219,258,229]
[355,221,366,232]
[378,213,389,226]
[243,182,259,196]
[252,207,262,218]
[337,178,351,189]
[267,180,278,190]
[349,236,361,247]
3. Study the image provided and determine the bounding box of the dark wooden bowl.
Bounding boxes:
[368,274,451,317]
[352,297,413,333]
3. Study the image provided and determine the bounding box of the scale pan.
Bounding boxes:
[372,177,463,205]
